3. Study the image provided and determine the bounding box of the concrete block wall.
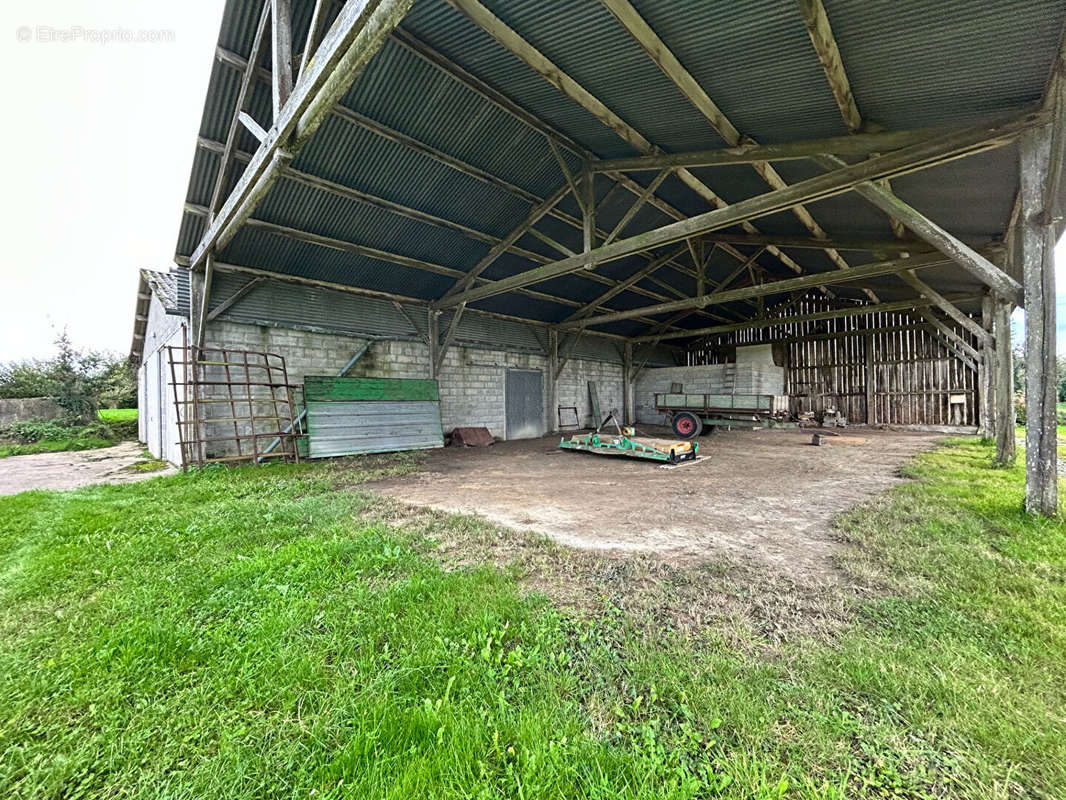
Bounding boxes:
[437,346,549,438]
[557,359,624,428]
[634,364,786,424]
[201,319,615,443]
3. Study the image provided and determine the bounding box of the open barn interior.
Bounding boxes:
[132,0,1066,517]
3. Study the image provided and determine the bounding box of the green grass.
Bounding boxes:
[0,442,1063,798]
[97,408,137,423]
[0,436,113,459]
[121,449,169,473]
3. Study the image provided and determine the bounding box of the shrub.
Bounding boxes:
[1,417,137,446]
[4,419,75,444]
[0,333,137,422]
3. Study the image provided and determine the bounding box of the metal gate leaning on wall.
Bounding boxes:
[505,369,543,440]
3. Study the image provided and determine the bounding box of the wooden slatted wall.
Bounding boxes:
[685,296,981,427]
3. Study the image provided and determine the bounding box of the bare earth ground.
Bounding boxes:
[370,427,943,585]
[0,441,176,496]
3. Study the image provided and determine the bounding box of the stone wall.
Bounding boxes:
[0,397,64,427]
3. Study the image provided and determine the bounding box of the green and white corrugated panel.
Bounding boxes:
[304,376,444,458]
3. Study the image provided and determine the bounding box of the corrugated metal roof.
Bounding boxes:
[171,0,1066,342]
[142,270,179,312]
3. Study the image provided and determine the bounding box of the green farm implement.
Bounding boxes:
[558,412,698,464]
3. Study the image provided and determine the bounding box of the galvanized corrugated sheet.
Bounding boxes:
[446,308,546,352]
[173,269,190,316]
[401,1,634,158]
[172,0,1066,341]
[825,0,1063,132]
[571,335,624,363]
[208,272,427,336]
[306,400,444,457]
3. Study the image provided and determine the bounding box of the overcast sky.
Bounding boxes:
[0,1,224,361]
[0,0,1063,363]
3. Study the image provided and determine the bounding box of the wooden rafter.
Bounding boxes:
[443,0,812,282]
[271,0,294,117]
[899,270,993,345]
[436,110,1038,309]
[796,0,862,133]
[297,0,331,80]
[201,55,713,322]
[633,294,981,343]
[562,244,690,322]
[189,258,636,343]
[814,152,1023,301]
[183,203,691,332]
[587,118,1029,173]
[600,0,874,300]
[559,254,951,331]
[795,0,913,244]
[189,0,418,271]
[208,2,271,220]
[384,30,744,296]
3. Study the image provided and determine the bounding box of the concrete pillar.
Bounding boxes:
[1019,125,1058,514]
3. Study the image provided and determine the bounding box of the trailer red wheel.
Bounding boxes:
[671,411,702,439]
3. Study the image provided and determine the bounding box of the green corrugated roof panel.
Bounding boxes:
[304,375,440,403]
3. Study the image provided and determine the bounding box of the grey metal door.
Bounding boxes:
[505,369,543,440]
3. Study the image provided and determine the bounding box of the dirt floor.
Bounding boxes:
[0,441,176,496]
[370,427,943,584]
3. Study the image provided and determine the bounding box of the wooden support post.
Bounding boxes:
[427,310,440,380]
[581,166,595,269]
[994,298,1016,466]
[297,0,328,80]
[979,294,996,440]
[865,332,875,424]
[1019,125,1058,515]
[435,303,465,375]
[623,340,635,426]
[548,328,559,432]
[193,252,215,350]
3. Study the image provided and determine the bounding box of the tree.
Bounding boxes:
[0,358,54,399]
[0,333,136,421]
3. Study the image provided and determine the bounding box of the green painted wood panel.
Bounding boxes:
[304,375,440,403]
